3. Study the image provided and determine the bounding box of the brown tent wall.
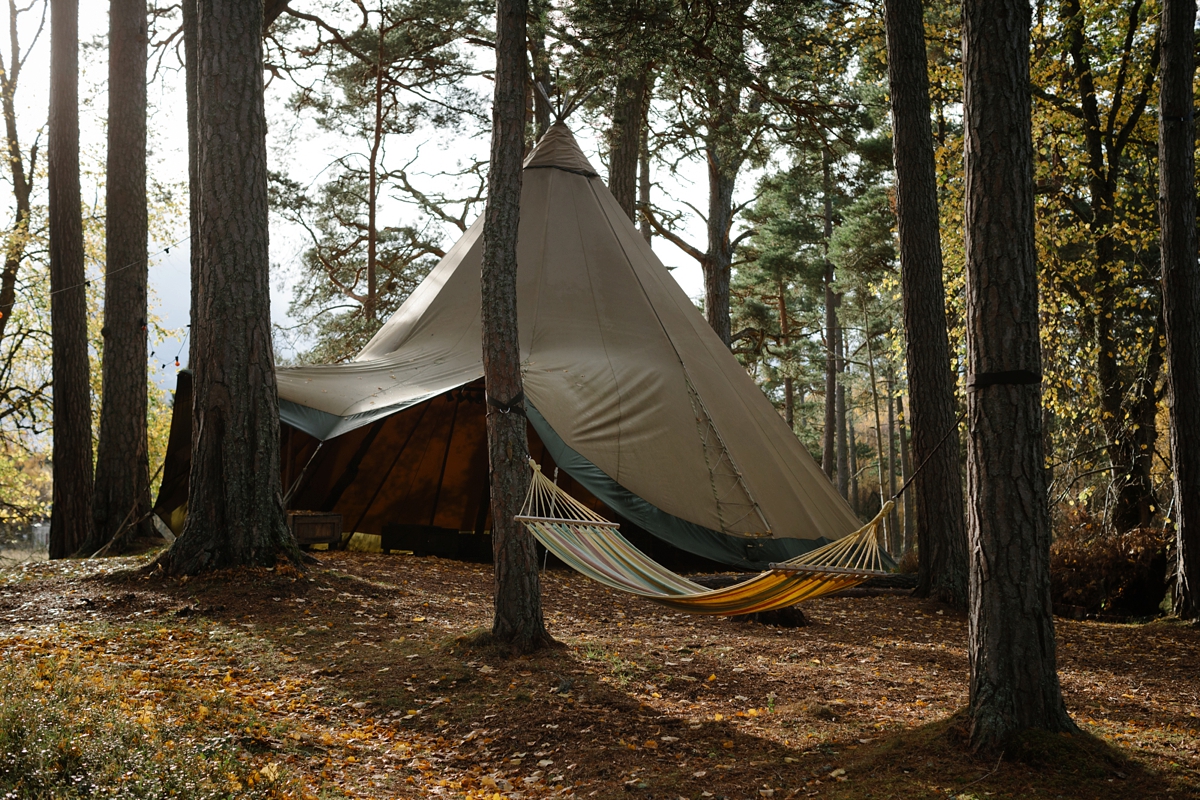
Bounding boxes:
[154,375,733,569]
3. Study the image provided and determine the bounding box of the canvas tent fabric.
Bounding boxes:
[155,123,866,570]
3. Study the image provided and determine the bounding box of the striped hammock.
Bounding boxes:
[515,461,890,615]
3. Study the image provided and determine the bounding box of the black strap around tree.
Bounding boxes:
[487,390,526,417]
[892,369,1041,503]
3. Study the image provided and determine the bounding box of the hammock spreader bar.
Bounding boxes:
[516,460,889,616]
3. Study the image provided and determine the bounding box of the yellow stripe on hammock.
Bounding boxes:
[516,460,889,616]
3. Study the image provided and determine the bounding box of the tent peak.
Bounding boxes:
[524,123,599,177]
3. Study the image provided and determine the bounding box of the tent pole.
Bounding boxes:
[282,441,323,510]
[350,402,432,535]
[428,392,463,526]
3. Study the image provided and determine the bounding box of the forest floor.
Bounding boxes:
[0,549,1197,800]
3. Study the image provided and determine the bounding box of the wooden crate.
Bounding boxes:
[288,512,342,548]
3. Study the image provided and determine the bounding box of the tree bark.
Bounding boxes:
[962,0,1074,750]
[835,321,849,498]
[483,0,552,654]
[48,0,92,559]
[528,0,551,140]
[90,0,150,553]
[703,130,736,346]
[898,394,915,553]
[609,72,647,220]
[0,7,36,350]
[161,0,299,575]
[778,276,794,430]
[1158,0,1200,619]
[184,0,198,363]
[864,315,888,537]
[883,0,968,608]
[364,18,385,322]
[886,364,900,550]
[849,419,860,514]
[821,148,837,479]
[638,120,652,244]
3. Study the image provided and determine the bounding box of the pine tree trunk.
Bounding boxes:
[528,0,551,139]
[864,321,888,538]
[483,0,552,654]
[608,72,647,220]
[779,278,794,430]
[836,323,849,498]
[161,0,298,575]
[184,0,198,313]
[886,365,899,550]
[638,122,652,244]
[849,420,860,514]
[898,394,915,553]
[821,148,837,479]
[364,20,385,322]
[48,0,93,559]
[1158,0,1200,619]
[883,0,968,608]
[703,136,736,347]
[962,0,1074,750]
[91,0,150,553]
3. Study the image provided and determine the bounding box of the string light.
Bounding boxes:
[0,233,190,318]
[162,325,190,372]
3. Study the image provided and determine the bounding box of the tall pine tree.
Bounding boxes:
[161,0,300,574]
[962,0,1074,748]
[48,0,92,558]
[91,0,151,553]
[481,0,552,653]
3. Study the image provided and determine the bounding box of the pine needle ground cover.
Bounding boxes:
[0,552,1196,799]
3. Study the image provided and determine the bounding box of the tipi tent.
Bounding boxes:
[154,123,864,570]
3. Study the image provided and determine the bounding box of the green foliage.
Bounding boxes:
[1029,0,1168,527]
[267,0,491,363]
[280,0,491,135]
[270,171,440,363]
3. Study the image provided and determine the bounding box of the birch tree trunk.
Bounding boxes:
[483,0,552,653]
[1158,0,1200,619]
[48,0,93,559]
[91,0,151,553]
[883,0,968,608]
[962,0,1074,749]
